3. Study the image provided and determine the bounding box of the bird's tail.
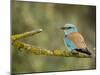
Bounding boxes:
[75,48,91,55]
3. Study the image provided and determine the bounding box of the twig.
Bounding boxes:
[11,29,43,41]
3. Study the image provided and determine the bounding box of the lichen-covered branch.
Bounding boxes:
[12,29,90,58]
[11,29,43,41]
[12,40,89,58]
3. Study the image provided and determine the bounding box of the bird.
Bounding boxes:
[61,24,91,55]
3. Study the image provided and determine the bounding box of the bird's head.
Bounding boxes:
[61,24,78,35]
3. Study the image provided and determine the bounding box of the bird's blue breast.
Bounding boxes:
[64,35,77,51]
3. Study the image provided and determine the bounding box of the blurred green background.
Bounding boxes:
[11,0,96,73]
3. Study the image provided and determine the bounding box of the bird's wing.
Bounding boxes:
[67,32,87,49]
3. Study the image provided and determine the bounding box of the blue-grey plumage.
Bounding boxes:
[61,24,91,55]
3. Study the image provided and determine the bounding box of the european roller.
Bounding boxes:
[61,24,91,55]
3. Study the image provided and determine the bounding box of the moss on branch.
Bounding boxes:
[12,40,89,57]
[12,29,90,58]
[11,29,43,41]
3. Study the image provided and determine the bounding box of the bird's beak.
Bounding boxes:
[60,27,66,30]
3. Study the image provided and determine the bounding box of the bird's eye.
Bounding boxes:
[67,27,72,29]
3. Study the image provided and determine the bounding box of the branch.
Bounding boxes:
[11,29,43,41]
[12,29,90,58]
[12,40,89,58]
